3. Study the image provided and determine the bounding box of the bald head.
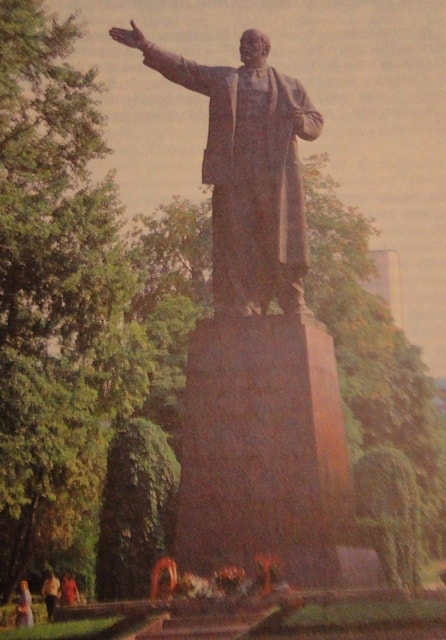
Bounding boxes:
[239,28,271,68]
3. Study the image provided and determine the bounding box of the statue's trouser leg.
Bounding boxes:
[212,182,274,316]
[276,264,312,315]
[213,181,308,316]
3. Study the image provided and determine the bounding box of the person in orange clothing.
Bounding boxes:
[60,573,80,605]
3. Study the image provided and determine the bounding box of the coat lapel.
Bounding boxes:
[267,67,278,116]
[226,71,239,137]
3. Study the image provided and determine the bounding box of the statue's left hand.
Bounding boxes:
[291,106,304,131]
[109,20,147,50]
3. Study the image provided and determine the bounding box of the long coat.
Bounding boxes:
[142,43,323,270]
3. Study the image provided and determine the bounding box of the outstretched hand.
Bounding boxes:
[109,20,147,50]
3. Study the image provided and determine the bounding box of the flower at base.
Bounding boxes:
[254,553,282,596]
[177,573,215,598]
[214,566,246,594]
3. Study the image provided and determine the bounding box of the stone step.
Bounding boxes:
[163,612,262,628]
[135,609,270,640]
[136,622,251,640]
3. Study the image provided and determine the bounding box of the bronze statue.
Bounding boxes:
[109,21,323,317]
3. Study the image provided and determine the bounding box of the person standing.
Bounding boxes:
[60,573,80,605]
[15,580,33,628]
[41,571,60,622]
[109,21,323,317]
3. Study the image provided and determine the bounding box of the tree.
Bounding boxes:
[128,197,212,447]
[142,295,204,454]
[0,2,152,600]
[95,417,180,601]
[422,411,446,558]
[129,194,213,319]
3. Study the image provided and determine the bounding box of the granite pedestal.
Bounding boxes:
[175,313,366,587]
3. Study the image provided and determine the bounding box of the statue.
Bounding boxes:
[109,21,323,317]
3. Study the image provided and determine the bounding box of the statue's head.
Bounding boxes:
[239,29,271,68]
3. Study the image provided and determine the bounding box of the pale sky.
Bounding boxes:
[44,0,446,377]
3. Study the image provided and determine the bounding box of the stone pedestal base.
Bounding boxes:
[175,314,362,587]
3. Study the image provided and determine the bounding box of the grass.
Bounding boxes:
[0,615,145,640]
[0,616,119,639]
[278,597,446,631]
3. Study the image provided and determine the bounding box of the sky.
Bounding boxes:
[44,0,446,377]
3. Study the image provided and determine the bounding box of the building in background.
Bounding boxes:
[361,249,404,329]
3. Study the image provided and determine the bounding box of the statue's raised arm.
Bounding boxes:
[109,20,147,50]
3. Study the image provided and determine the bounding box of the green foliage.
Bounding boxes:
[95,418,180,601]
[92,321,154,421]
[304,153,376,290]
[129,194,213,318]
[354,446,422,589]
[33,498,105,600]
[0,613,123,639]
[129,199,212,444]
[142,295,203,449]
[0,601,46,631]
[0,2,106,194]
[0,351,110,601]
[339,398,364,465]
[429,413,446,557]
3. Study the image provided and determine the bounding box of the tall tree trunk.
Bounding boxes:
[3,494,41,603]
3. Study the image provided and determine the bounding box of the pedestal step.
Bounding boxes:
[135,610,270,640]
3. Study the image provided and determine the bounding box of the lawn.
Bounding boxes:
[0,615,149,640]
[250,595,446,637]
[288,598,446,627]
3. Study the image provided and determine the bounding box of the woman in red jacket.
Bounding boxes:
[60,573,80,606]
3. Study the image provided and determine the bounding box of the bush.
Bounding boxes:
[354,445,422,590]
[95,418,180,600]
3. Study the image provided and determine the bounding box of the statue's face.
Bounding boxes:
[239,30,269,68]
